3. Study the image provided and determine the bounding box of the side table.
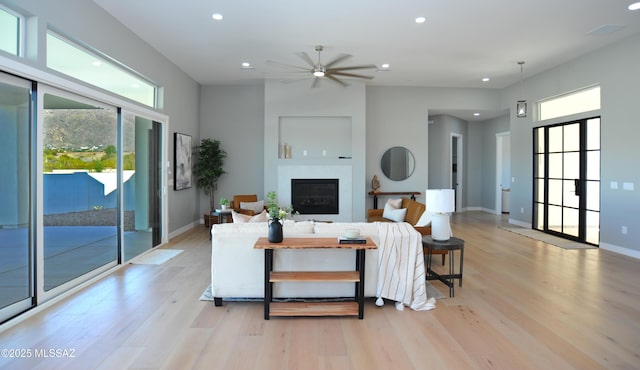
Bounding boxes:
[422,235,464,297]
[209,209,233,239]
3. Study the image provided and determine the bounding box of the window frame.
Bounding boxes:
[537,85,601,121]
[46,30,158,108]
[0,4,24,57]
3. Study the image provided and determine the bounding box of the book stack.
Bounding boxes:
[338,237,367,244]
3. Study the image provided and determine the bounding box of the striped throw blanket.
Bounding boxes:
[376,222,435,311]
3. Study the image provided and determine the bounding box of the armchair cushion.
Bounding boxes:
[367,197,432,235]
[240,200,264,214]
[382,203,407,222]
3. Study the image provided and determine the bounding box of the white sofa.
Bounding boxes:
[210,221,380,306]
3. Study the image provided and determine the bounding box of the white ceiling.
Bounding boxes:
[94,0,640,120]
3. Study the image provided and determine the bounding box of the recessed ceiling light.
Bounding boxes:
[381,63,390,69]
[92,61,102,67]
[131,83,139,88]
[473,113,480,116]
[241,62,251,68]
[482,77,490,82]
[629,2,640,10]
[212,13,223,20]
[415,16,426,24]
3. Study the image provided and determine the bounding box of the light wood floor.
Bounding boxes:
[1,212,639,369]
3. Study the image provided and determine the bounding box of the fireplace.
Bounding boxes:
[291,179,339,214]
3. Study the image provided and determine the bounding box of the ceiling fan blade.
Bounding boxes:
[328,71,374,80]
[329,64,378,71]
[324,53,352,68]
[326,74,349,87]
[265,60,310,72]
[311,77,321,88]
[296,52,316,68]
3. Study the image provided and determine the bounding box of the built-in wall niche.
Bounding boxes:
[278,116,352,159]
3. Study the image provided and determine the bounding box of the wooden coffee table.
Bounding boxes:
[254,237,377,319]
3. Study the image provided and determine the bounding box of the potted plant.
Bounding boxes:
[219,197,230,210]
[193,138,227,211]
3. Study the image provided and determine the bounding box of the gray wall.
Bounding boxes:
[366,86,501,209]
[199,84,265,214]
[366,87,429,208]
[500,33,640,256]
[428,114,470,208]
[2,0,201,235]
[480,115,510,211]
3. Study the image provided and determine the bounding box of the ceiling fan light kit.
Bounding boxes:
[272,45,377,87]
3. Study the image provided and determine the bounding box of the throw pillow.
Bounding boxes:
[382,202,407,222]
[240,200,264,213]
[415,210,432,227]
[385,198,403,209]
[232,209,268,223]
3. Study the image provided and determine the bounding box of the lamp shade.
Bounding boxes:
[426,189,455,213]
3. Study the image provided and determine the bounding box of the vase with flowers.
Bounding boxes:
[266,191,295,243]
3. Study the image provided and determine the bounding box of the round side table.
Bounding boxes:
[422,235,464,297]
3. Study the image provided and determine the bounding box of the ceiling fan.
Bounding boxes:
[269,45,378,87]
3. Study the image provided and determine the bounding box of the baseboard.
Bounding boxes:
[508,218,531,228]
[169,221,199,239]
[600,242,640,260]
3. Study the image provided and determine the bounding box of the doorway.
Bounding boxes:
[533,118,600,245]
[496,132,511,214]
[450,134,463,212]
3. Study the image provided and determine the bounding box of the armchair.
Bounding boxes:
[230,194,265,216]
[367,197,446,265]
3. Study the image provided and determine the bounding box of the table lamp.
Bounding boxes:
[426,189,455,241]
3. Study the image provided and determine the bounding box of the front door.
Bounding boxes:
[533,118,600,245]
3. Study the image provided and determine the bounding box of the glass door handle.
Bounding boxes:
[574,179,582,196]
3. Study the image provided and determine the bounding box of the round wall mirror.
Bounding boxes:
[381,146,415,181]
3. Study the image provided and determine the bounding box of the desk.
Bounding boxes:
[254,237,377,320]
[422,236,464,297]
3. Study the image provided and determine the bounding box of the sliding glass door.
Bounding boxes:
[122,114,163,261]
[0,67,166,322]
[0,72,34,323]
[39,87,119,298]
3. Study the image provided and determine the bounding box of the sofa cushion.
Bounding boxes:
[382,202,407,222]
[282,220,316,235]
[232,209,268,223]
[240,200,264,214]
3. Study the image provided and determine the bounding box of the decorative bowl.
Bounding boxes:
[344,228,360,239]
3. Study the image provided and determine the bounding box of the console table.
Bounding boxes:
[368,191,421,209]
[254,237,377,319]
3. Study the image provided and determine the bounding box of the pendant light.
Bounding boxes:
[516,61,527,118]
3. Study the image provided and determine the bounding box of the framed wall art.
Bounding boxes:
[174,133,192,190]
